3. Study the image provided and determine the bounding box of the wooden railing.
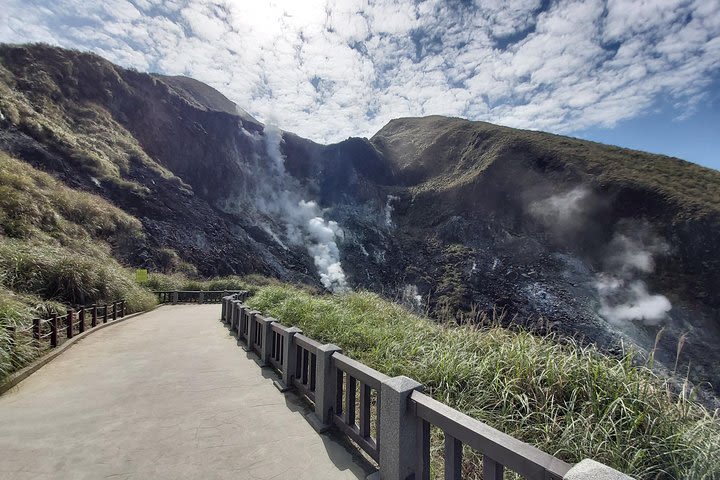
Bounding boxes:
[6,300,126,352]
[155,290,244,304]
[221,293,620,480]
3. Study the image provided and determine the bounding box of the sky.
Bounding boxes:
[1,0,719,170]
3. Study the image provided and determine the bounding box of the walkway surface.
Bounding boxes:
[0,304,371,480]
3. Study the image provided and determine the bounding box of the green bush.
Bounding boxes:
[247,285,720,480]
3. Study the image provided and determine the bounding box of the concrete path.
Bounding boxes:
[0,304,372,480]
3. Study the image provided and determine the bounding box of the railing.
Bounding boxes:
[4,300,127,354]
[220,293,628,480]
[155,290,244,304]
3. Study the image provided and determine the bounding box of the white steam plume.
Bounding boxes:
[243,124,348,293]
[385,194,399,227]
[529,186,589,232]
[530,187,672,325]
[595,230,671,325]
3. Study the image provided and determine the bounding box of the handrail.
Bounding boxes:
[410,390,571,480]
[220,292,631,480]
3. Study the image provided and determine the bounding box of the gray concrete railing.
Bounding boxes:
[155,290,244,304]
[222,293,633,480]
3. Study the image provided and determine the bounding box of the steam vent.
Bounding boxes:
[1,2,720,479]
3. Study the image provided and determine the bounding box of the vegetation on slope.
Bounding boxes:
[247,284,720,480]
[0,45,190,194]
[372,116,720,220]
[0,152,157,377]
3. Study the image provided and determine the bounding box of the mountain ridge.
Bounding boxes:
[1,43,719,398]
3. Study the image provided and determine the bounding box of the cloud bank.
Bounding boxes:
[1,0,719,143]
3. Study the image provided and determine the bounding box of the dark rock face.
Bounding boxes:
[2,44,720,398]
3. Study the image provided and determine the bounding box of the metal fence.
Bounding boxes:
[221,293,614,480]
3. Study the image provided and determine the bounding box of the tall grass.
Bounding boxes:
[138,272,277,294]
[247,285,720,480]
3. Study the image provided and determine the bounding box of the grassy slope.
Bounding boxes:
[372,116,720,220]
[0,152,159,376]
[0,46,189,193]
[247,284,720,480]
[0,150,254,379]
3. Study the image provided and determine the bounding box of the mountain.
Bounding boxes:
[1,43,719,398]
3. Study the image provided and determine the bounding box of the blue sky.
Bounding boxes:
[1,0,719,170]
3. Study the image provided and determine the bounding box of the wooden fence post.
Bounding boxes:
[91,305,98,327]
[32,318,40,341]
[78,308,85,333]
[66,309,74,339]
[50,314,58,347]
[7,325,16,352]
[103,305,108,323]
[112,302,117,320]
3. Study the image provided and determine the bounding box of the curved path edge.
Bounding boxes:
[0,306,159,396]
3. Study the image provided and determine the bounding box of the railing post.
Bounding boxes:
[229,300,238,333]
[78,308,85,333]
[50,314,58,347]
[112,302,117,320]
[564,459,634,480]
[172,291,179,304]
[244,311,260,352]
[91,305,98,327]
[221,296,228,322]
[238,304,248,341]
[277,326,302,391]
[103,305,108,323]
[260,317,276,366]
[120,300,125,317]
[66,309,74,339]
[199,291,205,304]
[311,343,342,432]
[378,376,423,480]
[32,318,41,341]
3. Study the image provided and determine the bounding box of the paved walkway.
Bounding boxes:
[0,305,371,480]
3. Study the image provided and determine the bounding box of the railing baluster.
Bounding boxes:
[302,348,309,385]
[483,457,504,480]
[359,382,371,439]
[335,370,344,417]
[444,433,463,480]
[346,375,356,426]
[310,353,317,391]
[417,418,431,480]
[295,346,302,379]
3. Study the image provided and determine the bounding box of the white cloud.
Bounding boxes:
[1,0,718,144]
